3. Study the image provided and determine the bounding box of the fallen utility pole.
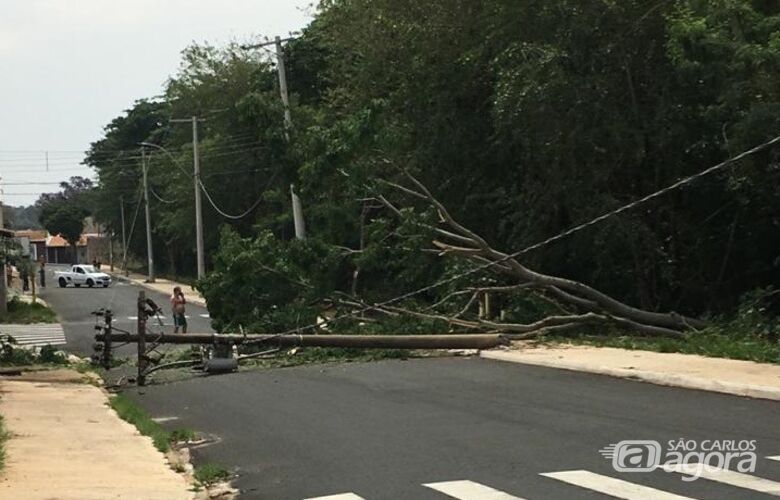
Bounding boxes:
[95,332,509,350]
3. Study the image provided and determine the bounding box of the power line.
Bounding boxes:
[149,187,176,204]
[197,177,266,220]
[264,134,780,337]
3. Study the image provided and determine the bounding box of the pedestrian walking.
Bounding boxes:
[170,286,187,334]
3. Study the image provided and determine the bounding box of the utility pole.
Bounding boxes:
[0,177,5,315]
[275,36,293,133]
[241,35,306,239]
[170,117,206,279]
[120,196,127,276]
[192,117,205,280]
[274,36,306,240]
[141,148,155,282]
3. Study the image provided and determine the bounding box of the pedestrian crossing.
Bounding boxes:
[304,455,780,499]
[0,324,67,348]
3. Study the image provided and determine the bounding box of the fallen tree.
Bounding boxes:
[359,167,707,339]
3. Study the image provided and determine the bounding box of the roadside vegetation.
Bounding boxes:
[109,394,194,453]
[0,341,68,367]
[0,414,8,471]
[0,297,57,324]
[33,1,778,360]
[552,289,780,364]
[193,463,230,486]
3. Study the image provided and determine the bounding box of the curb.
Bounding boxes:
[480,350,780,402]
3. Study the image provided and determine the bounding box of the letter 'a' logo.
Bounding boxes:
[600,440,662,472]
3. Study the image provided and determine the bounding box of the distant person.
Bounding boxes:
[39,261,46,288]
[6,262,13,288]
[19,259,30,292]
[92,258,98,269]
[96,260,102,271]
[170,286,187,334]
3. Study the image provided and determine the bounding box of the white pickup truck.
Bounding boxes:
[55,265,112,288]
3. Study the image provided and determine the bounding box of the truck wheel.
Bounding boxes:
[86,279,94,288]
[58,277,67,288]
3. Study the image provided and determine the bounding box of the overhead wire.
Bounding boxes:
[256,134,780,338]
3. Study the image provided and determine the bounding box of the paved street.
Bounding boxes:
[39,264,213,358]
[126,357,780,500]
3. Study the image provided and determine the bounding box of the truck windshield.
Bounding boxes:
[81,265,96,273]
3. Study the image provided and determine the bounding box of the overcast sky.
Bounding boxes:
[0,0,313,206]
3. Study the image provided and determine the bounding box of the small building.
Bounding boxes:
[14,230,47,262]
[46,234,88,264]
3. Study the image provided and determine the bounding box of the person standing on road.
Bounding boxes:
[38,261,46,288]
[170,286,187,334]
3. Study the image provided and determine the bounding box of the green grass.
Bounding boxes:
[556,331,780,364]
[0,299,57,324]
[0,414,8,471]
[194,463,230,486]
[109,394,194,453]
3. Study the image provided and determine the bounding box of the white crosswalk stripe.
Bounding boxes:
[304,454,780,500]
[304,494,365,500]
[0,324,67,347]
[424,480,526,499]
[540,470,696,499]
[662,462,780,495]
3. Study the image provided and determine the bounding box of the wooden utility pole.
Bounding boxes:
[141,149,155,282]
[243,36,306,239]
[102,309,113,369]
[169,117,206,279]
[120,196,128,276]
[137,291,147,386]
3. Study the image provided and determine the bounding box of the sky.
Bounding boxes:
[0,0,313,207]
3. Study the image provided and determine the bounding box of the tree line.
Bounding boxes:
[41,0,778,334]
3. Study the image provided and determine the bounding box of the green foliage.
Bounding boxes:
[3,205,42,229]
[0,337,67,366]
[0,415,7,471]
[39,201,87,247]
[559,288,780,363]
[88,0,780,333]
[193,463,230,486]
[0,297,58,324]
[199,227,345,332]
[109,394,195,453]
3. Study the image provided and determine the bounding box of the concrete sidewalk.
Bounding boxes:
[482,343,780,401]
[0,369,191,500]
[110,271,207,307]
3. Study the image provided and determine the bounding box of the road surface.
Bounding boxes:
[126,357,780,500]
[39,264,213,358]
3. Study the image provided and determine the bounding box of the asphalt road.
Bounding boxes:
[127,357,780,500]
[39,264,213,358]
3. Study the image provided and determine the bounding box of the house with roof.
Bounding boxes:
[45,234,88,264]
[13,229,47,261]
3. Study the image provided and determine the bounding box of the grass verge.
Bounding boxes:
[0,298,57,324]
[0,415,8,471]
[109,394,194,453]
[554,330,780,364]
[194,463,230,486]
